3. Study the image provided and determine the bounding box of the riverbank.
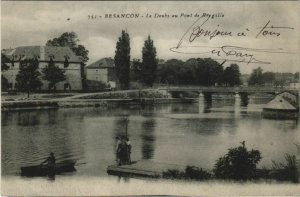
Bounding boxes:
[1,98,197,111]
[1,89,195,111]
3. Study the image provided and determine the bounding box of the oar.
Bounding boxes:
[75,161,86,166]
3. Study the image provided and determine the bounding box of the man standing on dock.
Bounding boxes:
[115,137,122,165]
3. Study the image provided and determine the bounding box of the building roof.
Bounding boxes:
[86,58,115,69]
[1,46,81,62]
[264,95,297,110]
[278,90,299,97]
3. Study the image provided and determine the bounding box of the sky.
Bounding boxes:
[1,1,299,74]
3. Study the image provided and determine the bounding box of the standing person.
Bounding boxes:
[125,137,132,164]
[115,137,122,165]
[119,138,128,165]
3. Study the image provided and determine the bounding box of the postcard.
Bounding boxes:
[1,1,299,196]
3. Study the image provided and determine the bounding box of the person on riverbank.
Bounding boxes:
[125,137,132,164]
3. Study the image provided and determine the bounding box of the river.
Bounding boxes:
[2,95,299,180]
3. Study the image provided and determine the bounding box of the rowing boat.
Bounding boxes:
[21,160,76,177]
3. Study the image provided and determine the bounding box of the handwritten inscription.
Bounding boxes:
[172,14,294,64]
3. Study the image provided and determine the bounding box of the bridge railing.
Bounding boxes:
[156,85,299,93]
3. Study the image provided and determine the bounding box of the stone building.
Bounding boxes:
[2,46,83,91]
[85,57,116,89]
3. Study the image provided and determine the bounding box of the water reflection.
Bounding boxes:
[2,109,85,175]
[17,111,41,126]
[118,175,130,183]
[234,94,241,116]
[114,116,130,139]
[1,99,299,179]
[141,118,156,160]
[204,93,212,113]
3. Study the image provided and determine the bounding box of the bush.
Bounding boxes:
[213,142,262,181]
[162,169,185,179]
[185,166,212,180]
[270,154,299,183]
[162,166,212,180]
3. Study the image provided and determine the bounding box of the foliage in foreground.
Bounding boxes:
[269,154,299,183]
[162,143,299,183]
[163,166,212,180]
[213,143,261,181]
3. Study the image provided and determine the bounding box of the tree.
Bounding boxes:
[15,58,42,97]
[42,57,66,91]
[248,67,264,86]
[213,142,261,180]
[114,30,131,90]
[262,72,275,86]
[141,35,158,87]
[222,64,241,86]
[195,58,223,86]
[156,58,224,86]
[1,53,10,91]
[294,72,299,81]
[46,32,89,63]
[131,58,142,82]
[157,59,184,85]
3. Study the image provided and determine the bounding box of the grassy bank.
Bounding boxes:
[162,148,299,183]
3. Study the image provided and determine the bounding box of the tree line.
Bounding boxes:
[115,30,242,89]
[248,67,299,87]
[2,30,298,95]
[155,59,241,86]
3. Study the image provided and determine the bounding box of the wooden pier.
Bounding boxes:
[107,160,185,178]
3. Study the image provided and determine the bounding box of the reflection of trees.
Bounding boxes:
[170,103,199,114]
[141,119,156,159]
[1,111,13,126]
[17,111,41,126]
[183,118,237,135]
[113,116,130,139]
[47,109,59,125]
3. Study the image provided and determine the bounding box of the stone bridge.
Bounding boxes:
[158,86,299,95]
[157,86,299,106]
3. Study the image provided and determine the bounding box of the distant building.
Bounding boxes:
[85,57,116,89]
[262,91,299,119]
[289,82,300,89]
[2,46,83,91]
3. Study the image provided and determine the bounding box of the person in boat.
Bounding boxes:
[41,152,56,169]
[125,137,131,164]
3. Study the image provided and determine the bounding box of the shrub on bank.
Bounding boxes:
[269,154,299,183]
[162,143,298,183]
[162,166,212,180]
[213,143,261,181]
